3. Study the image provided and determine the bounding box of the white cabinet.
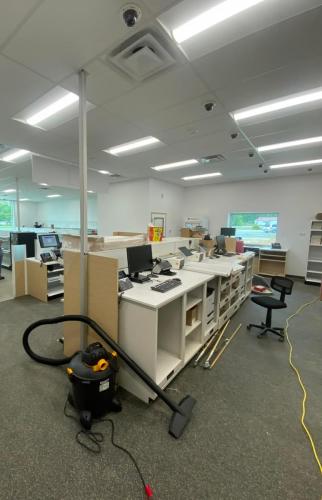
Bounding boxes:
[306,220,322,284]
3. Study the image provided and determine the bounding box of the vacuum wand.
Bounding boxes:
[22,314,196,439]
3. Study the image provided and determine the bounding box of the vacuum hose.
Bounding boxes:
[22,314,196,438]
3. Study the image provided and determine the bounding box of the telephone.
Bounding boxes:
[153,258,176,276]
[40,252,54,263]
[119,277,133,292]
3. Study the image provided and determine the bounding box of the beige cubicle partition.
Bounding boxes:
[63,250,119,356]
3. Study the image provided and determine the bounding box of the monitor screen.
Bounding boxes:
[178,246,193,257]
[220,227,236,237]
[216,235,226,253]
[38,233,60,248]
[127,245,153,276]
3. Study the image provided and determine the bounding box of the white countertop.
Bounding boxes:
[184,252,254,277]
[121,269,212,309]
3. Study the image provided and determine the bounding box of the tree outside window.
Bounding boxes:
[229,212,278,246]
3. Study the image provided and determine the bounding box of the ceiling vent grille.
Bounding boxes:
[108,32,176,82]
[202,154,226,163]
[109,173,124,179]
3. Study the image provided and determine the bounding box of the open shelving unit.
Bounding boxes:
[258,249,287,276]
[26,258,64,302]
[306,220,322,285]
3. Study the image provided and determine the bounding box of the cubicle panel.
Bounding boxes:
[12,244,26,298]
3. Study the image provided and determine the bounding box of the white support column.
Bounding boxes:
[79,69,88,349]
[16,177,21,231]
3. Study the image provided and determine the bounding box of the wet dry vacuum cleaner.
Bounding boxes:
[22,314,196,438]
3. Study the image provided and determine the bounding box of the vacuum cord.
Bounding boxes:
[64,400,153,498]
[284,297,322,474]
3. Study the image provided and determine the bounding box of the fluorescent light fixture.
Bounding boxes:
[233,88,322,121]
[1,149,30,163]
[20,198,30,201]
[87,190,95,193]
[98,170,111,175]
[104,136,161,156]
[152,159,198,171]
[3,189,16,193]
[39,183,48,186]
[173,0,264,43]
[182,172,222,181]
[26,92,79,126]
[258,136,322,153]
[46,194,62,198]
[270,159,322,170]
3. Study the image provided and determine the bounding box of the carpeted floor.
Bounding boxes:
[0,280,321,499]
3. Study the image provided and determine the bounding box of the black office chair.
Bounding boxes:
[247,276,294,341]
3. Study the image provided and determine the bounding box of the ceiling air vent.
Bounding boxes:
[109,173,123,179]
[202,154,226,163]
[108,32,176,82]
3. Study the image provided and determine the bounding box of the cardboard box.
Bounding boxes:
[180,228,192,237]
[201,239,214,249]
[186,305,198,326]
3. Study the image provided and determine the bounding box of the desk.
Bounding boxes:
[26,258,64,302]
[118,253,254,403]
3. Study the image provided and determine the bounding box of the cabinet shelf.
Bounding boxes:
[185,320,202,337]
[186,296,202,311]
[47,287,64,297]
[156,349,181,386]
[184,339,202,363]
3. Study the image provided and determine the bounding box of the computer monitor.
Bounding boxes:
[220,227,236,237]
[127,245,153,282]
[38,233,60,248]
[216,235,227,255]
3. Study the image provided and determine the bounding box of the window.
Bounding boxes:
[0,200,15,229]
[229,212,278,246]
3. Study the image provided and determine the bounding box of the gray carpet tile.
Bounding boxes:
[0,280,321,500]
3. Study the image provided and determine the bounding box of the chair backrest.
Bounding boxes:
[271,276,294,302]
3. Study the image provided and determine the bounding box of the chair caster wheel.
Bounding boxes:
[247,325,251,330]
[278,337,285,343]
[257,333,264,339]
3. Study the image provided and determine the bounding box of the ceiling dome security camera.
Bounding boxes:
[204,102,216,112]
[230,132,238,139]
[121,4,142,27]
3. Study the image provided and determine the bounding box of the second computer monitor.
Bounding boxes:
[220,227,236,237]
[127,244,153,277]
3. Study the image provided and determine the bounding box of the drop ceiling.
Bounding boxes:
[0,0,320,193]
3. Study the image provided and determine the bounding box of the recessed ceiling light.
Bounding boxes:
[26,92,79,126]
[39,183,48,186]
[1,149,30,163]
[182,172,222,181]
[20,198,30,201]
[104,136,161,157]
[232,87,322,121]
[257,136,322,152]
[98,170,111,175]
[172,0,264,43]
[3,189,16,193]
[46,194,62,198]
[152,159,198,171]
[270,159,322,169]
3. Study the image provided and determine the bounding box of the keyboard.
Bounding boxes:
[151,278,182,293]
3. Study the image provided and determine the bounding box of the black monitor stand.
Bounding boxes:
[129,272,151,284]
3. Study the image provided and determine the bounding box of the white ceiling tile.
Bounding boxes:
[192,6,322,92]
[104,64,207,121]
[2,0,154,82]
[159,0,322,61]
[62,61,134,106]
[0,55,52,116]
[215,57,322,113]
[0,0,41,46]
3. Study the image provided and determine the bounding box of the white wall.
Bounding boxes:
[97,179,150,235]
[182,173,322,276]
[36,197,97,229]
[149,179,184,237]
[97,178,184,236]
[19,202,38,227]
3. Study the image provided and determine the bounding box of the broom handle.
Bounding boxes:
[205,320,230,363]
[210,324,242,369]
